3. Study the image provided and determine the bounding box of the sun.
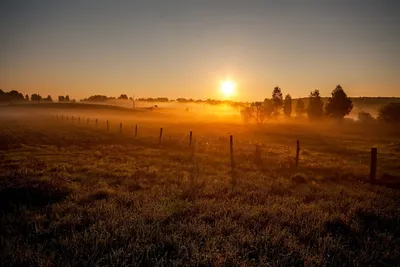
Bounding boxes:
[220,80,236,97]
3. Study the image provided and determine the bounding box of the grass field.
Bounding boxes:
[1,104,400,266]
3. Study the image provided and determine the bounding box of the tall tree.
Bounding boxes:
[58,96,65,102]
[65,95,70,102]
[25,94,30,101]
[295,99,306,117]
[240,106,253,123]
[325,85,353,120]
[283,94,292,117]
[251,102,265,124]
[307,90,324,120]
[272,87,283,117]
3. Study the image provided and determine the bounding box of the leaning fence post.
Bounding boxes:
[159,128,163,144]
[189,131,193,147]
[370,148,377,182]
[230,135,236,189]
[296,140,300,167]
[120,123,122,134]
[135,124,138,137]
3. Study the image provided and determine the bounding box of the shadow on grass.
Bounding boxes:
[370,173,400,190]
[0,174,70,214]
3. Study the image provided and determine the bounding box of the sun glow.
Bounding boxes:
[220,80,236,98]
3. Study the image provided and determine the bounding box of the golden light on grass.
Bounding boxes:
[220,80,236,98]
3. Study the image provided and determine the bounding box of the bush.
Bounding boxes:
[378,103,400,123]
[357,112,375,123]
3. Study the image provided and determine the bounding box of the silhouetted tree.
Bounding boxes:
[307,90,324,120]
[31,94,42,103]
[378,103,400,123]
[7,90,25,102]
[65,95,70,102]
[272,87,283,117]
[176,98,189,103]
[0,90,24,102]
[325,85,353,120]
[0,90,5,102]
[81,95,108,102]
[263,98,274,118]
[251,102,266,124]
[58,96,65,102]
[25,94,30,101]
[44,95,53,102]
[71,99,76,103]
[118,94,128,100]
[295,99,306,117]
[240,106,253,123]
[283,94,292,117]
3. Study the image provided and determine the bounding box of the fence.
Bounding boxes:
[43,112,381,188]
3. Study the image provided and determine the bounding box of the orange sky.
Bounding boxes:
[1,1,399,101]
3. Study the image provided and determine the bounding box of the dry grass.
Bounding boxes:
[1,107,400,266]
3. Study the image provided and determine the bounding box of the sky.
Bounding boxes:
[0,0,399,101]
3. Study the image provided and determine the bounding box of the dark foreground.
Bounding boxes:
[1,112,400,266]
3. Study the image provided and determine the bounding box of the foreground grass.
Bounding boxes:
[1,115,400,266]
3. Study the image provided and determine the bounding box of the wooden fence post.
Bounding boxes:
[135,125,138,137]
[107,121,109,131]
[159,128,163,144]
[230,135,236,189]
[296,140,300,167]
[120,123,122,134]
[189,131,193,147]
[370,148,377,182]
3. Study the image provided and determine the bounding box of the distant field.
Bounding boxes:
[1,105,400,266]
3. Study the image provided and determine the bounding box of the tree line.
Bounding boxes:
[0,90,77,103]
[240,85,399,124]
[1,88,399,123]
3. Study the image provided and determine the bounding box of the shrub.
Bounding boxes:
[378,103,400,123]
[357,111,375,123]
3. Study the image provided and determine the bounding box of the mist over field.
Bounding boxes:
[1,0,400,265]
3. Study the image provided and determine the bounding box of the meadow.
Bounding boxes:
[1,103,400,266]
